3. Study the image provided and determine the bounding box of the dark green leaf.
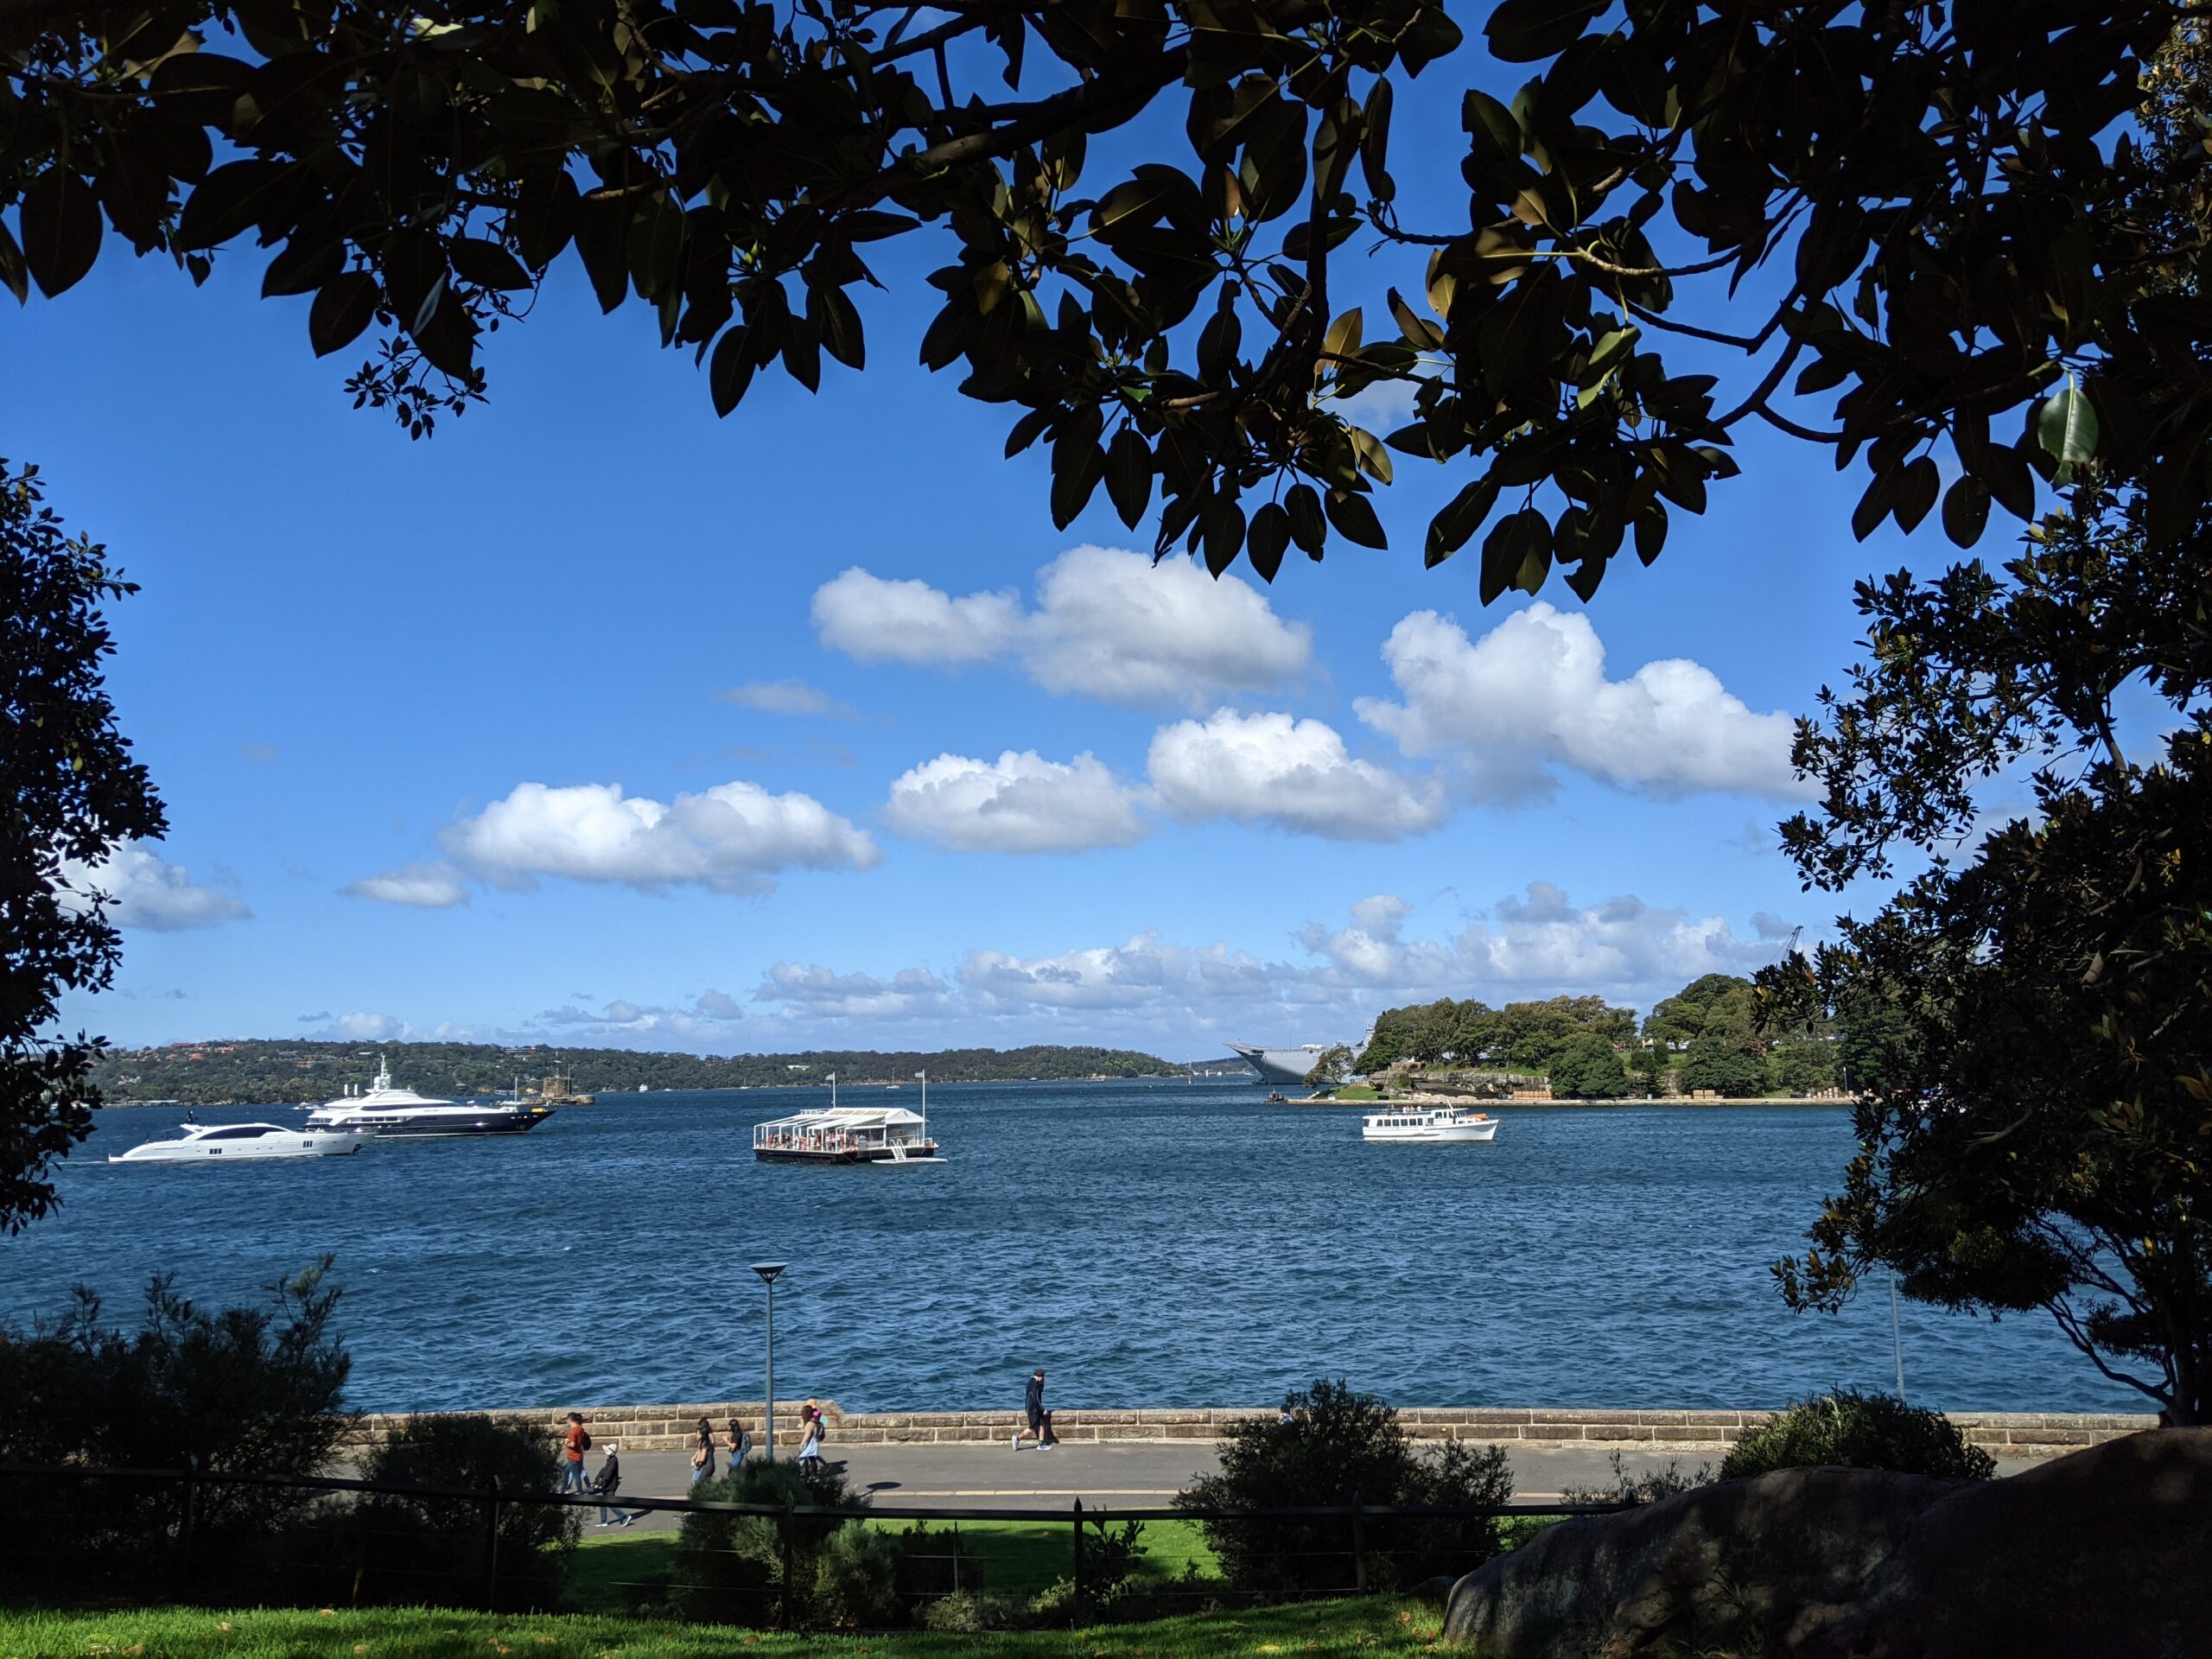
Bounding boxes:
[1202,498,1246,576]
[1324,488,1387,549]
[19,172,104,297]
[1893,455,1941,533]
[1851,466,1897,541]
[709,324,757,416]
[173,159,289,253]
[1004,407,1053,458]
[1425,477,1498,568]
[1285,483,1325,555]
[1940,474,1990,548]
[1388,286,1442,351]
[1105,428,1154,528]
[1247,501,1289,582]
[451,237,532,292]
[1981,445,2037,522]
[1460,88,1520,157]
[813,285,866,370]
[1050,441,1106,529]
[1633,499,1668,566]
[0,218,28,304]
[1484,0,1605,63]
[1359,77,1394,199]
[308,273,378,357]
[2036,380,2099,483]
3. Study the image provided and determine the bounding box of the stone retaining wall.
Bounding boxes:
[350,1402,2157,1461]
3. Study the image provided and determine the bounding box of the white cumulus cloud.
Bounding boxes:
[343,861,469,909]
[811,545,1311,709]
[810,569,1024,665]
[1147,709,1447,842]
[439,779,880,895]
[885,750,1147,854]
[753,963,956,1020]
[1355,604,1803,801]
[60,841,251,931]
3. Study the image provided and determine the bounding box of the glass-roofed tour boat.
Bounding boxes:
[753,1071,944,1165]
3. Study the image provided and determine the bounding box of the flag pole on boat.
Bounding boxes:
[827,1071,836,1109]
[916,1069,927,1147]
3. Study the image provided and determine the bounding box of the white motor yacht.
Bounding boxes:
[303,1055,554,1138]
[110,1122,369,1163]
[1362,1107,1499,1144]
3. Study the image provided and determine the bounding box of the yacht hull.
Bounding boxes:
[1362,1122,1499,1143]
[302,1109,552,1138]
[755,1142,943,1166]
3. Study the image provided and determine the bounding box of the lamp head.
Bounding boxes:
[750,1262,787,1286]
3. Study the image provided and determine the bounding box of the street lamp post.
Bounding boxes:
[751,1262,786,1459]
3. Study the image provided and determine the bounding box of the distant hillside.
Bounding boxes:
[92,1039,1182,1105]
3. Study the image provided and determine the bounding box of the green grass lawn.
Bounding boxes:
[0,1595,1445,1659]
[564,1520,1222,1615]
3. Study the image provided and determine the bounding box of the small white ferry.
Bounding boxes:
[110,1122,369,1163]
[753,1107,943,1165]
[1362,1107,1499,1144]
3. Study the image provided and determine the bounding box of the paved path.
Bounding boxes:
[574,1440,1705,1531]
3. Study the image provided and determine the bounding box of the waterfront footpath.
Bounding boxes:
[354,1401,2156,1462]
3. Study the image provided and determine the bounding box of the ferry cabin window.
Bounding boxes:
[203,1127,273,1140]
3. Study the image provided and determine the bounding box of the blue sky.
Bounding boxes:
[8,43,1980,1062]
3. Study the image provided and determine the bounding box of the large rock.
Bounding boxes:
[1442,1427,2210,1657]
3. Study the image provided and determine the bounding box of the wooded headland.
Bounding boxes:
[92,1039,1184,1105]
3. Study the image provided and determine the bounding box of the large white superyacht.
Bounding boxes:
[303,1056,554,1138]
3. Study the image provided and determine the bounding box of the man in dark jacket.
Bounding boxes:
[591,1441,639,1528]
[1012,1368,1050,1451]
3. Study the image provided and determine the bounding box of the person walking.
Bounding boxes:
[1011,1368,1047,1451]
[689,1416,717,1487]
[560,1413,591,1493]
[724,1416,751,1468]
[797,1408,825,1471]
[590,1441,639,1528]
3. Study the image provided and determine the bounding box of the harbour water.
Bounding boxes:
[0,1082,2137,1416]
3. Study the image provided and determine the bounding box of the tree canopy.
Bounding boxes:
[0,1,2194,582]
[1758,24,2212,1424]
[0,462,163,1234]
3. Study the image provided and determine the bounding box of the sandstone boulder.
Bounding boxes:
[1442,1427,2210,1657]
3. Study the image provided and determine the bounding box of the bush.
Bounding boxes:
[673,1456,868,1625]
[1178,1379,1513,1599]
[1719,1389,1997,1481]
[0,1261,355,1606]
[887,1522,984,1606]
[321,1412,578,1611]
[918,1589,1024,1632]
[1560,1449,1713,1506]
[810,1524,901,1628]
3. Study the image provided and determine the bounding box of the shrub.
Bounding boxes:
[1178,1379,1512,1599]
[918,1589,1023,1632]
[0,1261,355,1606]
[1719,1389,1996,1481]
[673,1456,868,1625]
[1560,1449,1713,1506]
[324,1412,578,1611]
[810,1524,901,1628]
[887,1522,984,1606]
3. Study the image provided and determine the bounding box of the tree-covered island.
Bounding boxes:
[91,1039,1183,1106]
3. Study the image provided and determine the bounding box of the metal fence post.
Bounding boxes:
[483,1476,502,1611]
[780,1497,797,1628]
[1351,1491,1367,1595]
[1071,1497,1084,1624]
[178,1458,200,1601]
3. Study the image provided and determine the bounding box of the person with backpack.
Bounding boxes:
[560,1413,592,1493]
[591,1441,640,1528]
[689,1416,717,1486]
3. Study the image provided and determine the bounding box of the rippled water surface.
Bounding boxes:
[0,1083,2132,1414]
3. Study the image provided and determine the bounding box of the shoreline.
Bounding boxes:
[350,1402,2155,1462]
[1294,1093,1853,1108]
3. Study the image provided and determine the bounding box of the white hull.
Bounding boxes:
[1362,1122,1499,1143]
[1227,1043,1332,1084]
[111,1124,368,1163]
[1362,1108,1499,1144]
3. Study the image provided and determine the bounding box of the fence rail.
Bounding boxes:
[0,1461,1633,1625]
